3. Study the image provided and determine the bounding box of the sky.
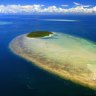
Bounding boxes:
[0,0,96,14]
[0,0,96,6]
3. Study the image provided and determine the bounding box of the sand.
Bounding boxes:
[9,32,96,90]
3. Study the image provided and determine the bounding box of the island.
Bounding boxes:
[27,31,53,38]
[9,31,96,90]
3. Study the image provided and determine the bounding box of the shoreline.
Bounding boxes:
[9,33,96,90]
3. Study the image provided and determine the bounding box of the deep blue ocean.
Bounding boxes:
[0,15,96,96]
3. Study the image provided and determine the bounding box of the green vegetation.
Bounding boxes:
[27,31,53,38]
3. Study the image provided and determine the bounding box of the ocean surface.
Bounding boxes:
[0,15,96,96]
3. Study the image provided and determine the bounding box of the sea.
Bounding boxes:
[0,15,96,96]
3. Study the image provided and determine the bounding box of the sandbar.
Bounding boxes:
[9,32,96,90]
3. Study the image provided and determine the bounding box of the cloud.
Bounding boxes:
[73,2,81,6]
[82,5,91,8]
[0,4,95,14]
[73,2,91,8]
[61,5,68,7]
[0,4,44,13]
